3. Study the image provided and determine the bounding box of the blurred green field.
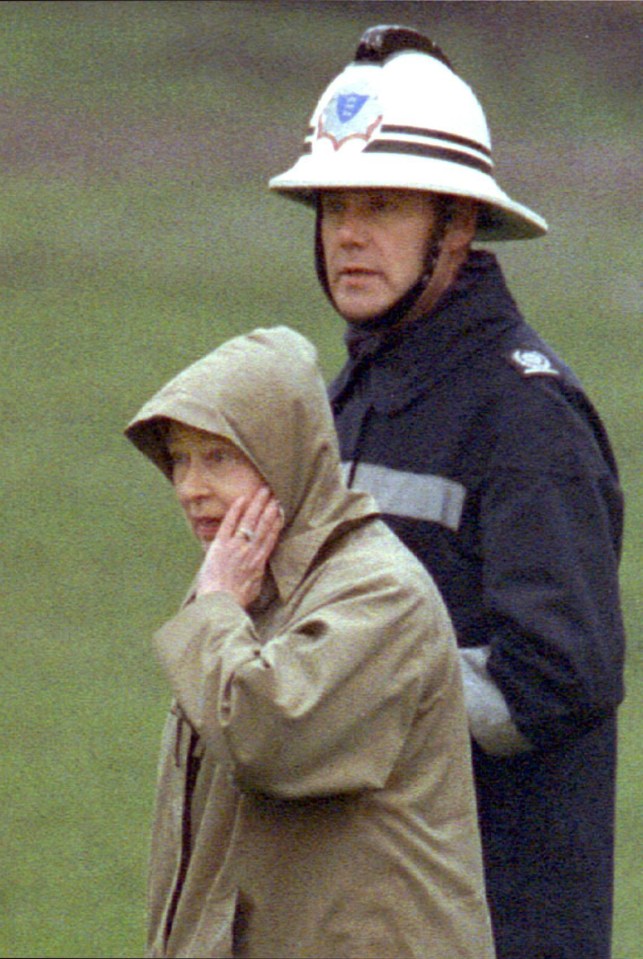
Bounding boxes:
[1,2,640,956]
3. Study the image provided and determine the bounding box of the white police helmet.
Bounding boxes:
[269,25,547,241]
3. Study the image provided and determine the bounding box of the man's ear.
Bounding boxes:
[442,198,478,256]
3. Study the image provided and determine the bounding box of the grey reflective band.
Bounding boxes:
[342,462,466,531]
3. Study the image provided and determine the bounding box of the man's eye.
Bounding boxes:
[323,197,344,216]
[369,195,395,214]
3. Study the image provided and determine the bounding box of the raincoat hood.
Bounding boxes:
[125,326,377,595]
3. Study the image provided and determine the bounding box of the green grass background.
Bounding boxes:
[1,2,640,956]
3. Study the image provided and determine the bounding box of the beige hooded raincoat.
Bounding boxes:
[125,326,494,959]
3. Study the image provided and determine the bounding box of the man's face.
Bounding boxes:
[320,188,439,322]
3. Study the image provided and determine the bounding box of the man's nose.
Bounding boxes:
[335,208,369,243]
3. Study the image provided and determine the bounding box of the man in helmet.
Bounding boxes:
[269,25,625,959]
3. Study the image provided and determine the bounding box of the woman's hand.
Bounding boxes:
[196,486,284,608]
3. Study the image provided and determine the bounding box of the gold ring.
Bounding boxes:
[239,527,255,542]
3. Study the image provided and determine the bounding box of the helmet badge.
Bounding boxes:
[317,82,383,151]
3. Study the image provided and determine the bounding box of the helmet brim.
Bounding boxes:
[269,156,547,242]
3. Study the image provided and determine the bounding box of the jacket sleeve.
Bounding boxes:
[477,380,625,753]
[152,562,449,798]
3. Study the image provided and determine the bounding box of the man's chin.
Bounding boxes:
[331,277,394,322]
[334,297,393,323]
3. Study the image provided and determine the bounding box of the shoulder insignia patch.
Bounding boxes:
[509,349,560,377]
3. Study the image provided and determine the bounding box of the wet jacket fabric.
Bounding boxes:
[125,327,495,959]
[329,252,625,959]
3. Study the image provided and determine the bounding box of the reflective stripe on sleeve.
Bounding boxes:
[342,461,466,531]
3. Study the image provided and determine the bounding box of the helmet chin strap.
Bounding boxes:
[354,267,432,331]
[361,239,440,330]
[401,236,449,325]
[315,201,449,331]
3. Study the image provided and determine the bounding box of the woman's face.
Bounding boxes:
[167,422,265,549]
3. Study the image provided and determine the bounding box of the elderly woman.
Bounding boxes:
[125,326,494,959]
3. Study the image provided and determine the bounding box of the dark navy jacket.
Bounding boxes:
[330,250,625,959]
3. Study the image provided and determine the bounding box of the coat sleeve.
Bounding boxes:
[478,379,625,752]
[152,560,450,798]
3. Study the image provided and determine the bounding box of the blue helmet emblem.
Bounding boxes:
[336,93,369,123]
[317,81,383,150]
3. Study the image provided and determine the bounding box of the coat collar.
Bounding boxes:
[269,493,380,604]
